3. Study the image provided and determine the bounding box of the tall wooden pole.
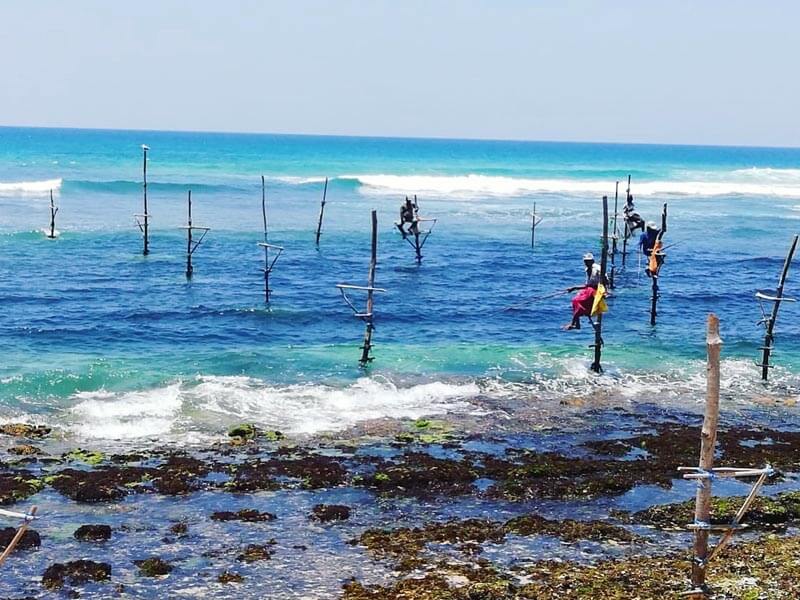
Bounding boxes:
[610,182,619,288]
[47,189,58,239]
[590,196,609,373]
[142,145,150,256]
[315,177,328,247]
[531,202,536,249]
[621,174,631,267]
[185,190,193,279]
[412,195,423,264]
[760,235,799,380]
[690,313,722,594]
[360,210,378,366]
[262,176,270,302]
[650,203,667,326]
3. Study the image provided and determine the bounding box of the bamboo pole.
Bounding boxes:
[47,189,58,239]
[360,210,378,366]
[621,175,631,267]
[590,196,609,373]
[0,506,37,567]
[412,195,423,264]
[690,313,723,595]
[186,190,194,278]
[315,177,328,247]
[760,235,799,380]
[142,145,150,255]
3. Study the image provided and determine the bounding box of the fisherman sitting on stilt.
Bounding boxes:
[624,194,646,235]
[563,252,603,330]
[396,197,418,239]
[638,221,664,277]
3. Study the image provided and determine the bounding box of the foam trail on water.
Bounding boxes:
[65,377,480,440]
[0,178,62,196]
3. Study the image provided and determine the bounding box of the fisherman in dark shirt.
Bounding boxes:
[397,198,418,238]
[624,194,646,235]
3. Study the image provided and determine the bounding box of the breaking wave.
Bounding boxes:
[0,178,62,196]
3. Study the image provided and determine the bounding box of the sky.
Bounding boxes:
[1,1,798,146]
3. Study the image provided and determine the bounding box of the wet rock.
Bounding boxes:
[0,470,44,504]
[227,454,346,492]
[357,452,477,498]
[169,521,188,535]
[228,423,257,441]
[47,466,151,502]
[73,524,112,542]
[0,526,40,551]
[151,455,210,495]
[236,541,275,563]
[210,509,276,522]
[135,557,173,577]
[8,445,41,456]
[504,514,637,543]
[310,504,351,522]
[218,570,244,584]
[41,560,111,590]
[0,424,51,439]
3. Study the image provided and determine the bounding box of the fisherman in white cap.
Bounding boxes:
[563,252,604,330]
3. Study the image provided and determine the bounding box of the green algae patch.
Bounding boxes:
[135,557,173,577]
[504,514,638,543]
[0,471,45,504]
[42,560,111,590]
[64,448,105,465]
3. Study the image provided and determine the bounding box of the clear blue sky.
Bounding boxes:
[1,1,797,146]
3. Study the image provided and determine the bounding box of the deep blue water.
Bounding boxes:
[1,126,800,442]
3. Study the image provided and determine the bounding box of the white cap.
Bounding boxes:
[583,252,594,261]
[647,221,657,229]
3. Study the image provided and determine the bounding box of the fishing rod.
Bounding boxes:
[501,288,570,312]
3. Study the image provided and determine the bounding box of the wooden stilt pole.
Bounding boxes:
[689,313,723,597]
[186,190,194,278]
[258,176,284,303]
[650,203,668,326]
[141,145,150,255]
[531,202,536,249]
[0,506,37,567]
[315,177,328,247]
[590,196,609,373]
[609,182,619,288]
[46,189,58,239]
[360,210,378,366]
[760,235,799,380]
[621,175,631,268]
[412,195,423,264]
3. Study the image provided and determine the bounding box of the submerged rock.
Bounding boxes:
[0,470,44,505]
[236,542,275,563]
[169,521,188,535]
[135,557,174,577]
[310,504,351,522]
[0,526,40,551]
[357,452,477,498]
[8,444,41,456]
[47,466,151,502]
[218,570,244,584]
[211,509,276,522]
[41,560,111,590]
[73,524,112,542]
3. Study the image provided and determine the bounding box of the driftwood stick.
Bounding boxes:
[760,235,798,380]
[315,177,328,246]
[690,314,722,595]
[590,195,608,373]
[0,506,37,567]
[360,210,378,366]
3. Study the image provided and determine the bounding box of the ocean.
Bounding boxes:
[1,126,800,445]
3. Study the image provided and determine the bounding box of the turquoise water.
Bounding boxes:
[2,126,800,441]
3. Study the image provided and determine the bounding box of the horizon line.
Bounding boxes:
[2,123,799,152]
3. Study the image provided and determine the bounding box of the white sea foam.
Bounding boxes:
[0,178,62,196]
[65,377,479,440]
[339,172,800,198]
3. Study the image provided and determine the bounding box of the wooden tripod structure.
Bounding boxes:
[258,176,284,302]
[180,190,210,279]
[315,177,328,247]
[757,234,798,380]
[590,195,609,373]
[135,144,151,255]
[337,210,385,366]
[46,189,59,239]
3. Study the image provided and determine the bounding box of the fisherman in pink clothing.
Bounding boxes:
[564,252,601,330]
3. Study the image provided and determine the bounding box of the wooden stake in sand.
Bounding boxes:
[258,176,284,302]
[315,177,328,247]
[0,506,37,567]
[180,190,210,279]
[337,210,385,366]
[590,195,609,373]
[649,203,668,326]
[46,189,59,239]
[135,144,151,255]
[757,234,798,380]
